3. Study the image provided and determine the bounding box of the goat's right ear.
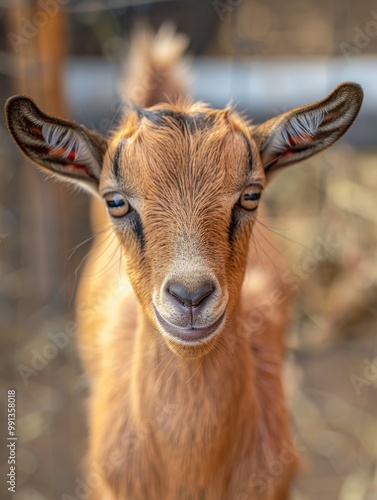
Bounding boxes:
[250,82,363,176]
[5,96,108,196]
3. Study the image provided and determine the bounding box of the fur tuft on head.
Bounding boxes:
[121,23,189,109]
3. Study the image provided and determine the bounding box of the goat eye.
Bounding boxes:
[239,185,262,211]
[105,193,130,217]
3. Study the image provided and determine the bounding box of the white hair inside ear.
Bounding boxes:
[41,122,97,168]
[270,108,325,154]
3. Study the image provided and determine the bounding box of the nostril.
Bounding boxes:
[191,282,214,307]
[168,281,214,308]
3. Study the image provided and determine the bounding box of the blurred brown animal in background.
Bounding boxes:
[5,26,363,500]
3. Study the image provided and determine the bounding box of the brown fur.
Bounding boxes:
[5,27,363,500]
[77,107,295,499]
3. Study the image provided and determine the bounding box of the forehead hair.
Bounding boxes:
[105,101,256,196]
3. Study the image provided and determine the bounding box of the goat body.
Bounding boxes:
[78,198,295,500]
[5,26,363,499]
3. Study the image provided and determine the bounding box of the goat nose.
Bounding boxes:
[167,281,214,309]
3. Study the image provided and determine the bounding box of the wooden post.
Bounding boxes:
[6,1,72,313]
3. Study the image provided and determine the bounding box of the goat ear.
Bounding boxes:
[5,96,108,195]
[251,82,363,175]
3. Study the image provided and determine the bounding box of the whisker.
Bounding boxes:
[68,231,120,306]
[254,216,312,252]
[185,359,203,384]
[66,233,96,261]
[85,233,121,279]
[251,224,285,275]
[152,348,174,375]
[166,362,182,385]
[154,352,176,386]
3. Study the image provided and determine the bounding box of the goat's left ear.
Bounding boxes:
[5,95,108,196]
[251,82,363,175]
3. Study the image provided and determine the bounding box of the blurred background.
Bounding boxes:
[1,1,377,499]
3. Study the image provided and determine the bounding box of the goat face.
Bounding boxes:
[5,83,363,357]
[100,107,265,356]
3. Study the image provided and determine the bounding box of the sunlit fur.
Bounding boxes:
[74,78,362,498]
[5,26,363,500]
[100,103,265,356]
[75,102,297,500]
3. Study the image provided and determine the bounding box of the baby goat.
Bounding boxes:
[6,29,363,500]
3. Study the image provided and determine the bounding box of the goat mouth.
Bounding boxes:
[154,308,226,344]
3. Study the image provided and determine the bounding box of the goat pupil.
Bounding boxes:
[107,198,124,208]
[244,193,260,201]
